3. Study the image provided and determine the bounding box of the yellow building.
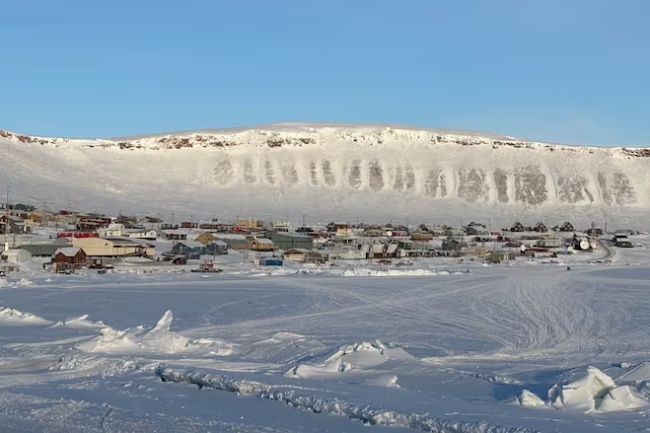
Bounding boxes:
[237,219,260,229]
[71,237,147,257]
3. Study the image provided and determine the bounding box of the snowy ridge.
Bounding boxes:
[1,123,649,212]
[155,367,537,433]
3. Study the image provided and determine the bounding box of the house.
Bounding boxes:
[283,248,311,262]
[53,247,87,266]
[560,222,575,232]
[171,241,207,258]
[270,220,292,233]
[204,241,227,255]
[216,234,249,250]
[442,238,462,251]
[99,223,125,237]
[126,229,158,241]
[236,219,262,229]
[71,237,147,257]
[265,232,314,250]
[586,227,604,236]
[335,226,354,238]
[181,222,198,229]
[195,232,216,245]
[534,222,548,233]
[249,238,274,251]
[466,226,488,236]
[1,249,32,263]
[0,215,28,234]
[510,222,525,232]
[161,229,189,241]
[370,243,387,259]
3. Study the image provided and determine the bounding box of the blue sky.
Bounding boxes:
[1,0,648,145]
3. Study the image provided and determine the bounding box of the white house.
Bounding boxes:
[99,223,125,238]
[336,227,354,238]
[283,248,311,262]
[127,229,158,240]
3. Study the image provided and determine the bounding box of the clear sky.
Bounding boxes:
[1,0,648,145]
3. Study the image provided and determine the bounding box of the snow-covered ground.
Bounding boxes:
[1,241,650,432]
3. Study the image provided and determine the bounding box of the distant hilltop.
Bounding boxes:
[0,123,649,216]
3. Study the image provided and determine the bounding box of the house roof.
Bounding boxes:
[284,248,311,254]
[54,247,83,257]
[175,241,205,249]
[252,238,274,244]
[209,240,228,247]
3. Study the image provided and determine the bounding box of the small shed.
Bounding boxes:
[1,249,32,263]
[256,258,283,266]
[249,238,274,251]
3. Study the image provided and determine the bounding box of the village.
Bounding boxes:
[0,202,640,275]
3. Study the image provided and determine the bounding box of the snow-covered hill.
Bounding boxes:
[1,123,648,225]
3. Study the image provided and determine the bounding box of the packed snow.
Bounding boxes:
[2,240,650,431]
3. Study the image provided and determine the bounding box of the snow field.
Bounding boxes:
[1,263,650,431]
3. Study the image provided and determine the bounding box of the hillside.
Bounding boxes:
[1,123,648,225]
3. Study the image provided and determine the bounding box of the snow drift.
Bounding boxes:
[285,340,414,380]
[518,366,650,413]
[1,123,649,222]
[75,310,233,355]
[0,307,53,326]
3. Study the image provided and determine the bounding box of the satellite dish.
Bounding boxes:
[386,231,393,237]
[520,245,526,252]
[580,240,590,250]
[567,246,575,254]
[590,242,597,250]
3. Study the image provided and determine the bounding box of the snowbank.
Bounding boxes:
[518,366,650,413]
[156,367,535,433]
[285,340,413,380]
[0,307,54,326]
[76,310,233,355]
[48,314,107,330]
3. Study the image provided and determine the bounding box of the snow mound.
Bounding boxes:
[518,366,650,413]
[365,374,400,388]
[48,314,107,330]
[75,310,233,355]
[285,340,413,379]
[16,278,35,287]
[0,307,54,326]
